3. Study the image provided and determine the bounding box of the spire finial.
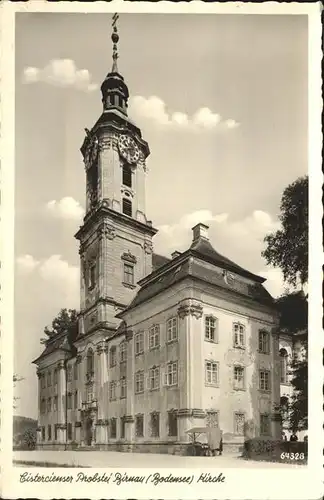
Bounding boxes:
[111,13,119,73]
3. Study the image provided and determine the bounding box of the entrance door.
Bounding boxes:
[85,418,93,446]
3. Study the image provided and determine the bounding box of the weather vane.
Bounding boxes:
[111,13,119,72]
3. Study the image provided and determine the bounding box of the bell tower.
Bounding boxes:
[75,14,157,338]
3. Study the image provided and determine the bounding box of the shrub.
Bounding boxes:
[244,438,307,464]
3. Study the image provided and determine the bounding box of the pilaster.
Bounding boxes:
[125,331,135,441]
[57,361,66,441]
[96,342,108,420]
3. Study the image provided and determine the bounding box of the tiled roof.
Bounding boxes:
[190,238,265,283]
[121,239,275,315]
[32,333,72,364]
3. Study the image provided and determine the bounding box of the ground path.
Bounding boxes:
[13,450,304,469]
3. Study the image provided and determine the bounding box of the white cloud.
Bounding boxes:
[23,59,98,92]
[16,254,79,310]
[46,197,85,221]
[16,254,40,273]
[128,95,239,132]
[259,267,286,298]
[154,209,284,297]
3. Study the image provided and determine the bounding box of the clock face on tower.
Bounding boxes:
[118,135,140,164]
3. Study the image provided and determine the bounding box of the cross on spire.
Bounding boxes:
[111,13,119,73]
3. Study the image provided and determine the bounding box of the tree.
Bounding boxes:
[22,427,37,450]
[262,176,308,288]
[42,308,79,345]
[263,175,309,433]
[276,291,308,432]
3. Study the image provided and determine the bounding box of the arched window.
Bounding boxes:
[86,348,94,375]
[122,165,132,188]
[122,198,132,217]
[280,396,289,421]
[279,348,288,384]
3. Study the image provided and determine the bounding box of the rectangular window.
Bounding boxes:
[41,427,45,441]
[122,198,132,217]
[53,369,58,385]
[123,263,134,285]
[135,332,144,355]
[120,342,127,362]
[120,378,127,399]
[41,374,46,389]
[47,424,52,441]
[88,262,96,290]
[67,393,72,409]
[74,391,78,409]
[67,365,72,382]
[167,317,178,342]
[234,412,245,435]
[53,396,58,412]
[233,323,245,348]
[233,366,245,390]
[165,361,178,386]
[150,412,160,437]
[47,397,52,413]
[120,417,126,439]
[110,347,117,367]
[67,423,73,441]
[149,325,160,350]
[47,371,52,387]
[168,411,178,437]
[54,425,58,441]
[206,411,219,428]
[109,381,117,401]
[74,363,78,380]
[258,330,270,354]
[110,418,117,438]
[135,371,144,394]
[205,316,217,342]
[260,413,270,435]
[135,414,144,437]
[205,361,219,386]
[259,370,271,391]
[41,398,46,414]
[122,165,132,188]
[149,366,160,391]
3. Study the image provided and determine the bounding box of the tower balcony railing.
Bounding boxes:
[81,399,98,411]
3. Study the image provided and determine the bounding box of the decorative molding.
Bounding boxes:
[177,302,203,320]
[122,281,136,290]
[76,354,82,364]
[36,371,42,379]
[121,186,134,198]
[57,361,65,370]
[177,408,206,418]
[121,251,137,264]
[123,415,135,423]
[75,421,82,428]
[97,223,115,240]
[56,423,66,430]
[96,343,107,355]
[144,241,153,255]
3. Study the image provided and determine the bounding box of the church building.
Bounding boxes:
[33,16,283,453]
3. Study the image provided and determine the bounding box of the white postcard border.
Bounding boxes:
[0,1,322,499]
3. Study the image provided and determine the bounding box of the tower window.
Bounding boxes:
[88,262,96,290]
[122,198,132,217]
[118,96,123,108]
[122,165,132,188]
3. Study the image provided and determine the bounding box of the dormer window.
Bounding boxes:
[122,198,132,217]
[122,165,132,188]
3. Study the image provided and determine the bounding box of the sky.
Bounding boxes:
[14,13,308,418]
